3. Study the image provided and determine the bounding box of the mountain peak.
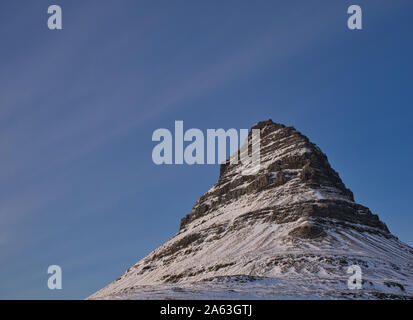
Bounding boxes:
[182,121,379,233]
[89,121,412,300]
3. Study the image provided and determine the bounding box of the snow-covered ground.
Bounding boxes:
[88,121,413,300]
[90,274,411,300]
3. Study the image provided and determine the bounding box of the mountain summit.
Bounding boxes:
[89,120,412,299]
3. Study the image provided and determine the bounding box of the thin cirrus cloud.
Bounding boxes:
[1,3,315,180]
[0,3,353,249]
[0,1,405,253]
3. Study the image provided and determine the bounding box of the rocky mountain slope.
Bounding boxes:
[89,120,413,299]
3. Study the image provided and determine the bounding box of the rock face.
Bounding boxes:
[89,120,413,300]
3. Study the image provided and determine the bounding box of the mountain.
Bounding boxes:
[89,120,413,300]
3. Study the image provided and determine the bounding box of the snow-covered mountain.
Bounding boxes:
[89,120,413,300]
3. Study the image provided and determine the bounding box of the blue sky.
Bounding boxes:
[0,0,412,299]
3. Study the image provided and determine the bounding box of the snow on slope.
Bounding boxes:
[89,120,413,300]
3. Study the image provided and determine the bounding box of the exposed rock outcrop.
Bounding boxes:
[89,120,412,300]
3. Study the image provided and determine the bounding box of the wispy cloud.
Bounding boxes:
[0,2,354,248]
[0,0,408,260]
